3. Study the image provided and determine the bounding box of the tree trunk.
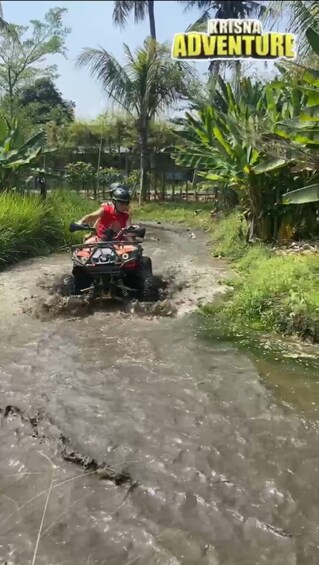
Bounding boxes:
[8,68,14,125]
[234,61,241,96]
[148,0,156,39]
[96,130,103,199]
[208,59,220,75]
[138,129,149,206]
[248,181,273,242]
[192,169,197,201]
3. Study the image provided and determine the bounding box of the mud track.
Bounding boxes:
[0,224,318,565]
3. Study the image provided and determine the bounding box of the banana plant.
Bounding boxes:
[173,75,314,239]
[259,29,319,203]
[173,76,287,190]
[0,115,56,190]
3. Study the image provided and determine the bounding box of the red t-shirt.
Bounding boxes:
[96,203,129,238]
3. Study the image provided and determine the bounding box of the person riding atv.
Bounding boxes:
[77,184,132,241]
[64,183,160,302]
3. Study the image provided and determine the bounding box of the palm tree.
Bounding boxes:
[77,38,193,203]
[113,1,156,39]
[264,1,319,58]
[180,1,266,75]
[180,1,266,24]
[0,2,9,29]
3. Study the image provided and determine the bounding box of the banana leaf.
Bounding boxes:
[306,27,319,56]
[282,184,319,204]
[253,158,287,175]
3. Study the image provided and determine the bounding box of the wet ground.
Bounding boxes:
[0,224,319,565]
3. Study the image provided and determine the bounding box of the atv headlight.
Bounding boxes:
[122,253,129,260]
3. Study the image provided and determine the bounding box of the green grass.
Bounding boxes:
[132,201,248,257]
[49,190,97,245]
[0,190,97,268]
[135,203,319,343]
[132,201,213,230]
[212,248,319,342]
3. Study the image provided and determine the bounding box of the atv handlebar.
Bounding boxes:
[69,222,146,240]
[69,222,92,233]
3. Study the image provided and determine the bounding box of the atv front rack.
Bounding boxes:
[71,240,141,274]
[70,239,143,251]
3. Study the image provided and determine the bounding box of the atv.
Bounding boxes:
[61,222,160,303]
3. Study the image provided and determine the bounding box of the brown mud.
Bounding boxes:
[0,224,319,565]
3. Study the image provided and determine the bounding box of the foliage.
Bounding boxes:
[0,8,71,120]
[181,0,266,32]
[64,160,141,198]
[0,115,56,191]
[172,70,319,239]
[76,38,195,201]
[64,161,95,191]
[209,211,248,258]
[76,38,191,122]
[179,0,266,76]
[16,78,75,126]
[113,0,156,39]
[261,32,319,204]
[217,247,319,342]
[0,1,8,29]
[307,26,319,55]
[0,192,61,265]
[0,190,98,268]
[97,166,140,192]
[49,190,98,244]
[172,76,289,239]
[264,1,319,57]
[131,200,213,227]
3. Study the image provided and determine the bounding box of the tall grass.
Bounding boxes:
[221,249,319,341]
[0,190,97,268]
[193,212,319,342]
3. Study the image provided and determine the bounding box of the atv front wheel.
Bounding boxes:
[139,257,160,302]
[72,267,94,294]
[60,275,76,297]
[141,275,160,302]
[141,256,153,275]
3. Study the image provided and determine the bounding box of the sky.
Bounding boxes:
[3,1,291,120]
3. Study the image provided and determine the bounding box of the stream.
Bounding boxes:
[0,224,318,565]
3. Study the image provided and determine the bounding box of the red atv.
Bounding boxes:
[61,222,160,302]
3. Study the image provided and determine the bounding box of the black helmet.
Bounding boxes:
[110,183,130,203]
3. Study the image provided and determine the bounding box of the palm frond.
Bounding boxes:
[0,1,9,29]
[113,0,134,27]
[77,38,196,130]
[76,47,136,115]
[178,0,213,12]
[112,0,148,26]
[265,1,319,56]
[185,10,211,32]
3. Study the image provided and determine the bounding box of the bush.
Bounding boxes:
[222,249,319,341]
[0,190,98,268]
[209,212,248,258]
[49,190,97,245]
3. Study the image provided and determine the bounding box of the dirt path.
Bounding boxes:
[0,224,319,565]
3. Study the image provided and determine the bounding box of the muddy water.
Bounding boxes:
[0,225,319,565]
